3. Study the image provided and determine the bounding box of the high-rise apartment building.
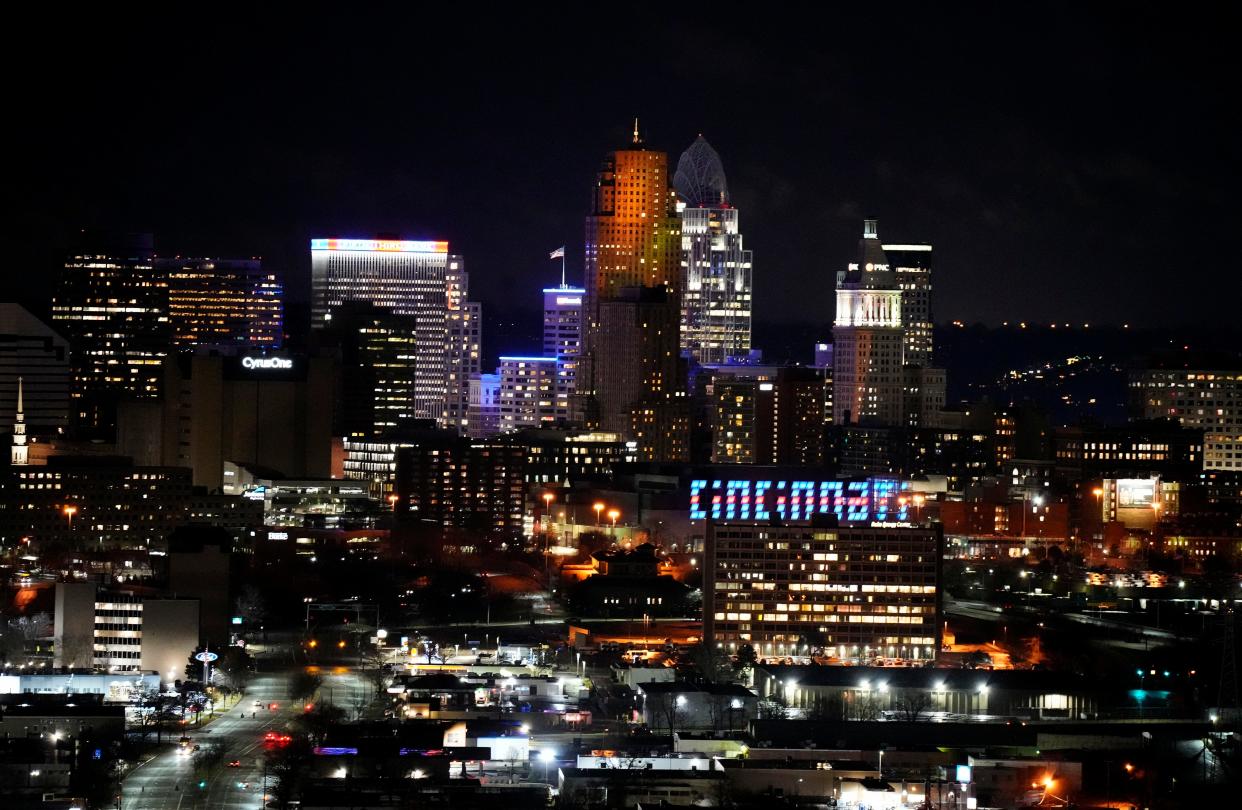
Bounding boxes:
[703,518,942,662]
[165,258,283,350]
[1,304,69,438]
[579,128,688,461]
[498,356,560,432]
[674,136,753,366]
[1130,368,1242,471]
[52,232,169,438]
[832,220,905,426]
[709,366,825,465]
[884,243,933,367]
[446,300,482,433]
[311,238,461,423]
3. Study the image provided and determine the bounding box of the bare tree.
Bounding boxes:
[894,692,933,722]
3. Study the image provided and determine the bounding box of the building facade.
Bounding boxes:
[164,258,283,350]
[0,304,69,438]
[675,136,753,366]
[1129,368,1241,471]
[543,286,584,413]
[393,433,526,534]
[311,238,461,423]
[498,357,560,432]
[703,518,943,662]
[832,221,905,426]
[709,366,825,466]
[52,233,168,438]
[883,243,934,368]
[579,130,687,461]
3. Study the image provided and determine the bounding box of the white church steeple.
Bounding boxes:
[11,376,28,466]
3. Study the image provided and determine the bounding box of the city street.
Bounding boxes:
[120,666,371,810]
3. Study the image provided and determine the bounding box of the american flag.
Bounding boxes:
[549,246,565,259]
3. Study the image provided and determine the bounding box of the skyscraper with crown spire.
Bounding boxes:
[11,377,28,466]
[674,135,753,366]
[577,124,689,461]
[832,219,905,426]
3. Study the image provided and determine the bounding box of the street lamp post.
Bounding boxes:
[63,505,77,529]
[593,502,605,526]
[607,509,620,541]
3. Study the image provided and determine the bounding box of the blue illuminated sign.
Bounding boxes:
[689,477,910,523]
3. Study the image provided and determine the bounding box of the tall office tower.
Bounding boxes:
[445,264,482,433]
[329,302,421,439]
[311,238,460,423]
[1,304,70,438]
[674,136,753,366]
[883,243,933,367]
[543,285,584,414]
[1130,367,1242,471]
[498,356,560,432]
[579,126,688,460]
[832,220,905,426]
[165,258,283,350]
[709,366,825,465]
[52,232,169,439]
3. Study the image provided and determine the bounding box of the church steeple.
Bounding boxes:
[11,376,28,466]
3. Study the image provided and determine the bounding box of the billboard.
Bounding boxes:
[1116,479,1156,508]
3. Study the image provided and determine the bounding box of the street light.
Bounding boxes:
[607,509,620,538]
[593,502,605,526]
[63,505,77,528]
[540,749,556,784]
[387,494,399,511]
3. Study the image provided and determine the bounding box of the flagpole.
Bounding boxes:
[561,252,566,288]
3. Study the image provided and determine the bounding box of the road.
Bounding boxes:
[120,666,371,810]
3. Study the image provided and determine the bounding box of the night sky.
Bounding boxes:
[10,6,1238,336]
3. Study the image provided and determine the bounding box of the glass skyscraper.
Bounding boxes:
[674,136,753,366]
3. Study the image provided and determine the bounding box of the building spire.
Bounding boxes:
[632,117,641,145]
[11,376,28,466]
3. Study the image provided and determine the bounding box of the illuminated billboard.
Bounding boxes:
[690,477,910,524]
[1116,478,1156,508]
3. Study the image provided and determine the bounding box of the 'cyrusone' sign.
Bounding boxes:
[242,356,293,370]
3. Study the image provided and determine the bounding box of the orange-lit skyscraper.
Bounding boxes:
[579,125,688,461]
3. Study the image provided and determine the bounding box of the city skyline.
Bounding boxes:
[9,8,1238,332]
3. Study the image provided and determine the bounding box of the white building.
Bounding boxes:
[833,220,905,426]
[1130,368,1242,471]
[674,137,753,366]
[54,582,199,687]
[543,286,584,413]
[311,238,461,422]
[498,357,560,432]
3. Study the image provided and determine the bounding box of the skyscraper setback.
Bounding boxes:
[675,136,753,366]
[579,127,689,461]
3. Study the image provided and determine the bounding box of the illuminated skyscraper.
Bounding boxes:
[543,285,584,415]
[674,136,753,366]
[579,125,688,461]
[832,220,904,426]
[883,243,934,368]
[52,232,169,439]
[498,356,560,432]
[445,264,482,433]
[311,238,462,423]
[165,258,283,350]
[328,302,421,439]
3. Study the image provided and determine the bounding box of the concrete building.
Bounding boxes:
[1129,367,1240,471]
[393,431,526,535]
[120,352,337,490]
[498,356,560,432]
[466,373,501,438]
[709,365,825,465]
[0,304,69,439]
[543,285,584,414]
[53,582,199,686]
[884,243,934,367]
[699,486,941,662]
